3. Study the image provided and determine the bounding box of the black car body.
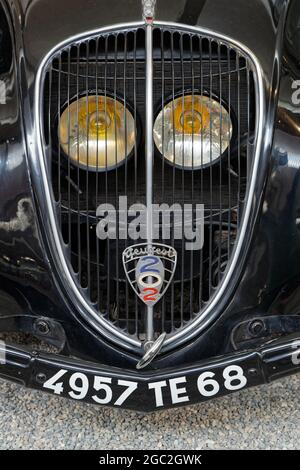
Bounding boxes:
[0,0,300,411]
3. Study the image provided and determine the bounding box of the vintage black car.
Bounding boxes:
[0,0,300,412]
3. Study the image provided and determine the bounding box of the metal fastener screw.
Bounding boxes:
[248,368,258,377]
[35,320,50,336]
[249,320,265,337]
[36,373,47,384]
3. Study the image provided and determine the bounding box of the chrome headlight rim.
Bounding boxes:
[56,91,141,173]
[153,90,236,171]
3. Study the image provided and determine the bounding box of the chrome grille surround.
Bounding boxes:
[35,21,264,354]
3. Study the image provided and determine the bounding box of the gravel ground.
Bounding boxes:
[0,374,299,450]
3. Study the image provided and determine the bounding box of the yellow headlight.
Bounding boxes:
[58,95,136,171]
[153,94,232,169]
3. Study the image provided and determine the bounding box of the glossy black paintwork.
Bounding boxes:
[0,0,300,373]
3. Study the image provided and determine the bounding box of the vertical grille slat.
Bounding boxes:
[123,32,129,332]
[170,30,176,332]
[104,35,111,321]
[199,35,204,313]
[217,41,222,285]
[47,65,52,175]
[247,62,250,186]
[95,36,101,307]
[180,33,185,326]
[85,41,91,293]
[189,34,195,321]
[160,28,166,333]
[113,34,119,325]
[56,54,62,221]
[67,48,71,249]
[208,38,213,298]
[236,51,241,228]
[227,47,232,265]
[133,30,139,336]
[76,44,82,282]
[42,24,258,350]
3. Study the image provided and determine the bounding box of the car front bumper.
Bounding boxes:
[0,333,300,412]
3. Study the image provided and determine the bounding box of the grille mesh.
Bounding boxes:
[42,25,256,343]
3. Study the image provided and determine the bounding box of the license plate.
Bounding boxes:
[34,355,262,411]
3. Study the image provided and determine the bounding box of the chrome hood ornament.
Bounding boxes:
[142,0,157,22]
[123,243,177,370]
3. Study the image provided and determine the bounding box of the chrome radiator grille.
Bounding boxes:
[41,25,257,350]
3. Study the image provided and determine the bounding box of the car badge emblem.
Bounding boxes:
[122,243,177,307]
[142,0,157,22]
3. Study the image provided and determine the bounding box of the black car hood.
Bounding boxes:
[14,0,281,80]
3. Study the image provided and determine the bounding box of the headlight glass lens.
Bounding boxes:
[153,94,233,169]
[59,95,136,171]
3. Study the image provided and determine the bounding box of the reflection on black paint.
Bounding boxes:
[178,0,207,25]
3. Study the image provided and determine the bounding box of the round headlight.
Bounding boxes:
[58,95,136,172]
[153,94,233,170]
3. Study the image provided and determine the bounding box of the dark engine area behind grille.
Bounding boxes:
[43,27,256,341]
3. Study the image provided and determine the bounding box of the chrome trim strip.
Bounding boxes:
[145,23,155,344]
[34,21,265,355]
[0,340,6,365]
